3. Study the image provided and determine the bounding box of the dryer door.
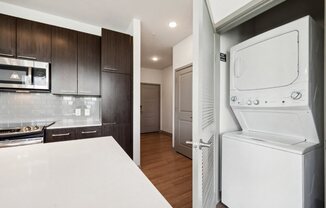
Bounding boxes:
[232,31,299,91]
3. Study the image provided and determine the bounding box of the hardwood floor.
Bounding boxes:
[140,133,192,208]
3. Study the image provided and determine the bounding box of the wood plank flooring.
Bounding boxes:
[140,133,192,208]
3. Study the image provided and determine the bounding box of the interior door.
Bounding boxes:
[141,83,160,133]
[191,0,218,207]
[175,66,193,159]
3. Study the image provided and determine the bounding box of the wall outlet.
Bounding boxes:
[85,108,90,116]
[75,108,81,116]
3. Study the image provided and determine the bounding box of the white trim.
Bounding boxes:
[132,19,141,166]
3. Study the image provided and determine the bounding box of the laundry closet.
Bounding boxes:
[194,0,325,207]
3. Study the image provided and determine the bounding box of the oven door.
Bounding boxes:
[0,57,49,90]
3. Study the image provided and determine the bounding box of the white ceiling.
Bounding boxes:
[2,0,193,69]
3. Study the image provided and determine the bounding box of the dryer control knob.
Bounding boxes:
[231,96,237,102]
[253,100,259,105]
[247,100,252,105]
[291,91,302,100]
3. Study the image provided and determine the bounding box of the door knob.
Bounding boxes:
[186,139,212,150]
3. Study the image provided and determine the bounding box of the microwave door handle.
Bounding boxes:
[234,57,241,78]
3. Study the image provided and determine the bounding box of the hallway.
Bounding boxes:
[141,133,192,208]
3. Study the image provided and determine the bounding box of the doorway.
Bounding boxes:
[174,66,193,159]
[141,83,161,133]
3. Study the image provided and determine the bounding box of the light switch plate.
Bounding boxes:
[85,109,90,116]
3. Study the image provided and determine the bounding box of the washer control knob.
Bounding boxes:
[231,96,237,102]
[291,91,302,100]
[253,100,259,105]
[247,100,252,105]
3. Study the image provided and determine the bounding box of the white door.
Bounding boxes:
[191,0,218,207]
[175,67,193,158]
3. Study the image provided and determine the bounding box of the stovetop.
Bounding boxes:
[0,122,55,139]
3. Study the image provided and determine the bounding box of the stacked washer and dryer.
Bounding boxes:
[221,16,324,208]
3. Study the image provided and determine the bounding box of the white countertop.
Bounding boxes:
[47,120,102,129]
[0,137,171,208]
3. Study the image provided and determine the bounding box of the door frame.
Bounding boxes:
[172,64,193,148]
[174,66,193,158]
[141,82,162,133]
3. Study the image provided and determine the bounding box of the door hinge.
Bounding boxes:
[220,53,227,62]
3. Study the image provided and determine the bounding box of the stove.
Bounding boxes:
[0,122,54,148]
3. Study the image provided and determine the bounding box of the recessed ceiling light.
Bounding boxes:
[169,21,177,28]
[152,56,159,62]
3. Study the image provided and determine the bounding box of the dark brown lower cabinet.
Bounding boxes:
[45,126,102,143]
[75,126,102,139]
[45,128,77,143]
[101,123,132,158]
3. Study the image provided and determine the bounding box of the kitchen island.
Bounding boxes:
[0,137,171,208]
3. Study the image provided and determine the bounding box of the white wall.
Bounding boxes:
[131,19,142,166]
[173,35,193,70]
[172,35,193,146]
[0,1,101,36]
[162,66,173,133]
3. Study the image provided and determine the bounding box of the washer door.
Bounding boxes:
[232,31,299,91]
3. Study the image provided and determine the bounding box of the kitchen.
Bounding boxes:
[1,0,326,208]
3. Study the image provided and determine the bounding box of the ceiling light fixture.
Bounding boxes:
[152,57,159,62]
[169,21,177,28]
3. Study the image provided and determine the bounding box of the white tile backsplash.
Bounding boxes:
[0,92,101,127]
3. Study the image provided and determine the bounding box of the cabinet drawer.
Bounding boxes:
[76,126,102,139]
[45,128,76,143]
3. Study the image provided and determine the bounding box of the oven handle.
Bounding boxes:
[0,137,43,148]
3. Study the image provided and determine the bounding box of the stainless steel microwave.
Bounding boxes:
[0,57,50,91]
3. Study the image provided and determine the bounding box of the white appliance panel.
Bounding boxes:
[222,136,303,208]
[234,31,299,91]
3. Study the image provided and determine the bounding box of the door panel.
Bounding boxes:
[102,72,131,124]
[17,19,52,62]
[175,67,193,158]
[141,84,160,133]
[0,14,16,57]
[193,0,217,207]
[101,29,133,74]
[77,32,101,96]
[51,26,78,94]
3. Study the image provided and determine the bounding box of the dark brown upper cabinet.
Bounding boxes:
[0,14,16,58]
[101,29,133,74]
[17,19,51,62]
[102,72,131,124]
[51,27,78,95]
[78,32,101,96]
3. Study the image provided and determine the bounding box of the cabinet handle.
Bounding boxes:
[79,90,92,94]
[0,52,14,57]
[17,55,37,60]
[81,130,97,134]
[103,122,117,125]
[103,67,118,71]
[60,90,76,93]
[52,133,71,137]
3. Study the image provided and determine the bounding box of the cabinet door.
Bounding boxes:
[102,72,131,124]
[102,123,132,158]
[78,32,101,96]
[45,128,77,143]
[17,19,51,62]
[101,29,132,74]
[75,126,102,139]
[51,27,78,94]
[0,14,16,58]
